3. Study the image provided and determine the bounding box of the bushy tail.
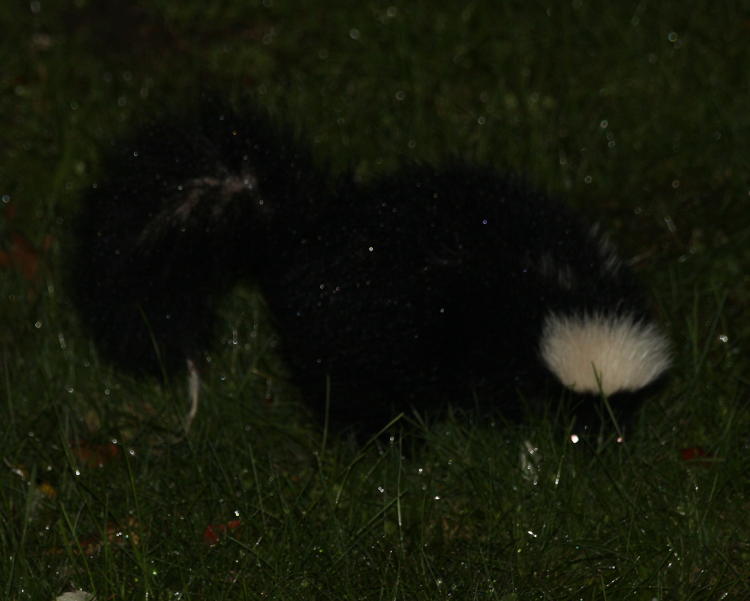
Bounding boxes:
[71,100,328,376]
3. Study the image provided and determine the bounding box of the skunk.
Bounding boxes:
[71,101,671,436]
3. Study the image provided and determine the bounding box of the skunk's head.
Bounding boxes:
[539,312,671,397]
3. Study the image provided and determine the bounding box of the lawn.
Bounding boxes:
[2,1,749,599]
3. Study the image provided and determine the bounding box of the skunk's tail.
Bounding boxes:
[71,101,328,376]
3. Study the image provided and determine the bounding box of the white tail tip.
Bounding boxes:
[539,312,671,396]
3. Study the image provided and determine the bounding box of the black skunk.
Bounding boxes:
[71,102,671,436]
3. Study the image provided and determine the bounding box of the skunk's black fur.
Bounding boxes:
[72,102,670,434]
[73,103,328,375]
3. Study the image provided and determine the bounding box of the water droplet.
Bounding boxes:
[349,28,361,40]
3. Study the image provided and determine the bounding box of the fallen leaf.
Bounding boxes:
[0,232,43,280]
[203,519,242,545]
[47,517,141,556]
[70,441,121,468]
[679,446,714,466]
[4,458,57,498]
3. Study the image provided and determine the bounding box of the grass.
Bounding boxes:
[2,0,750,599]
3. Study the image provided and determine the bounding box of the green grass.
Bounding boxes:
[2,1,750,599]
